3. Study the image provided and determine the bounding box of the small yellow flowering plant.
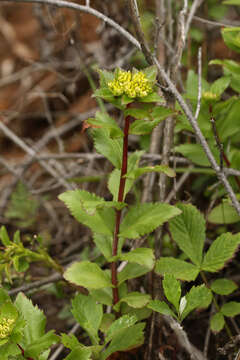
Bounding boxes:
[108,69,152,98]
[95,66,163,109]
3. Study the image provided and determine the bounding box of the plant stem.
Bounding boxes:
[17,344,34,360]
[111,106,131,305]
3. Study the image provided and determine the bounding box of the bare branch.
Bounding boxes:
[2,0,141,49]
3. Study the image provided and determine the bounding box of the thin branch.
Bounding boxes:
[3,0,141,50]
[195,47,202,120]
[8,272,62,296]
[49,322,80,360]
[193,15,240,28]
[185,0,204,38]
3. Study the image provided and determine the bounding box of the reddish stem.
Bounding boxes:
[17,344,34,360]
[111,106,131,305]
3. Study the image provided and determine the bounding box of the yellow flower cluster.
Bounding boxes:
[0,318,14,339]
[202,91,218,101]
[108,70,152,98]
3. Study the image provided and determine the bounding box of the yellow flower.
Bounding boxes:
[0,318,15,339]
[202,91,218,101]
[108,69,152,98]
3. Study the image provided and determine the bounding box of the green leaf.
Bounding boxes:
[125,165,175,180]
[124,108,149,120]
[100,323,145,360]
[175,144,219,167]
[223,0,240,3]
[210,76,231,97]
[71,293,103,345]
[13,256,29,272]
[99,314,115,333]
[155,257,199,281]
[108,151,144,201]
[169,204,205,266]
[0,288,11,306]
[208,201,240,224]
[221,302,240,317]
[0,226,11,246]
[119,203,181,239]
[90,288,113,306]
[24,331,59,359]
[62,334,93,360]
[92,233,112,261]
[14,293,58,358]
[0,343,21,359]
[64,261,112,289]
[222,27,240,54]
[14,293,46,345]
[118,263,150,285]
[129,107,173,135]
[201,233,240,272]
[119,248,155,270]
[138,92,164,103]
[104,314,138,344]
[91,128,123,168]
[181,285,212,321]
[147,300,176,318]
[186,70,210,100]
[97,69,114,88]
[142,65,158,83]
[211,279,238,295]
[86,112,123,139]
[59,190,115,236]
[163,275,181,312]
[210,313,225,333]
[64,347,92,360]
[129,118,164,135]
[116,292,151,309]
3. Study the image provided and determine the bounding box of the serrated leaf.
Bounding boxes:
[0,288,11,306]
[208,202,240,224]
[147,300,176,318]
[97,69,114,88]
[92,128,123,168]
[119,203,181,239]
[169,204,205,266]
[119,248,155,270]
[155,257,199,281]
[210,313,225,332]
[116,292,151,310]
[64,347,92,360]
[86,111,123,139]
[118,263,150,285]
[59,190,115,236]
[100,323,145,360]
[125,165,175,180]
[64,261,112,289]
[221,302,240,317]
[181,285,212,321]
[24,331,59,359]
[14,293,46,345]
[201,233,240,272]
[211,279,237,295]
[0,343,21,359]
[71,293,103,345]
[104,314,138,344]
[163,275,181,312]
